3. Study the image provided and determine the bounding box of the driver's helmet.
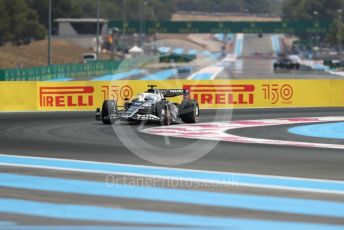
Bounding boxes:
[144,94,156,101]
[147,89,156,94]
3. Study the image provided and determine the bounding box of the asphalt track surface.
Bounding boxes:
[3,35,344,229]
[0,108,344,229]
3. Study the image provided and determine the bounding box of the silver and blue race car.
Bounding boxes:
[96,85,199,125]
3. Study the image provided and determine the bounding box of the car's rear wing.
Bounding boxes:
[159,89,189,97]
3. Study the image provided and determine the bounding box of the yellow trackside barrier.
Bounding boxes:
[0,79,344,112]
[0,82,37,111]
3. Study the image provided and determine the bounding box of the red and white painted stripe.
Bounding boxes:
[142,117,344,150]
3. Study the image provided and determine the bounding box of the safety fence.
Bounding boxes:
[108,20,330,34]
[0,60,122,81]
[0,55,195,81]
[1,79,344,112]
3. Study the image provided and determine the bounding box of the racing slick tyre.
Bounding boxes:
[101,100,117,125]
[157,102,171,126]
[179,99,199,123]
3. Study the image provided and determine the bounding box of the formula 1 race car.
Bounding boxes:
[96,85,199,125]
[273,55,301,70]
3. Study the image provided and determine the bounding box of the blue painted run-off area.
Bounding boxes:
[158,47,170,53]
[173,48,184,55]
[1,155,344,194]
[271,35,281,55]
[234,35,243,57]
[0,198,343,229]
[140,69,177,80]
[188,49,198,55]
[289,122,344,140]
[192,72,213,80]
[2,173,344,218]
[44,77,72,82]
[214,33,234,42]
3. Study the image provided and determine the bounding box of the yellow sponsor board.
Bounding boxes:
[0,82,37,111]
[0,79,343,111]
[330,80,344,107]
[36,81,142,111]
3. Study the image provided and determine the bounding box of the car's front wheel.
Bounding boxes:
[101,100,117,125]
[157,102,171,126]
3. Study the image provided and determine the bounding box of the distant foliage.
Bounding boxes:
[282,0,344,21]
[0,0,46,45]
[27,0,81,29]
[281,0,344,46]
[0,0,283,46]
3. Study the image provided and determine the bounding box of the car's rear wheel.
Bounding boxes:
[101,100,117,124]
[179,99,199,123]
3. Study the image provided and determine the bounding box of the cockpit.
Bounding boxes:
[131,93,162,102]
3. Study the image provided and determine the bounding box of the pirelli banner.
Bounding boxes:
[1,79,344,111]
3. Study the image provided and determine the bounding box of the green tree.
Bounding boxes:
[4,0,46,45]
[267,0,284,15]
[282,0,344,46]
[27,0,81,29]
[0,0,11,45]
[282,0,344,21]
[326,18,344,50]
